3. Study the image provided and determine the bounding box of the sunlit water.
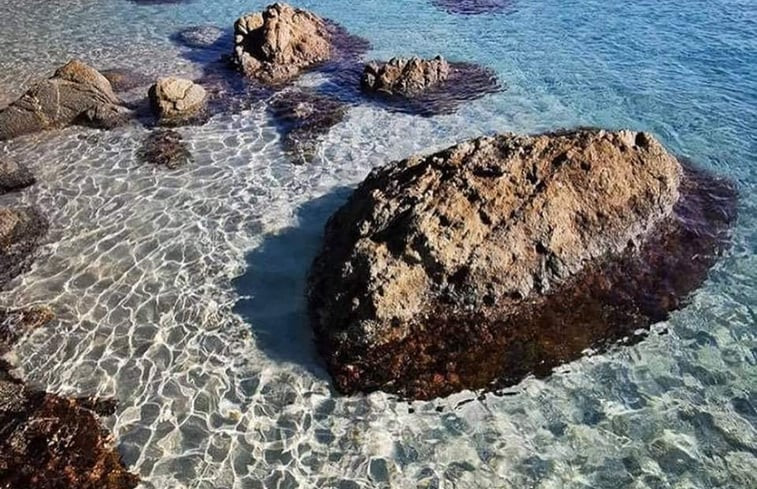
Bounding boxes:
[1,0,756,488]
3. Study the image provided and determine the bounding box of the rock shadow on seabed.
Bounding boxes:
[232,188,353,378]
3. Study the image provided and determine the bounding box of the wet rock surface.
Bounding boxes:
[233,3,369,84]
[431,0,514,15]
[149,77,208,126]
[268,89,348,164]
[0,158,35,193]
[361,59,500,116]
[138,129,193,169]
[0,60,129,141]
[307,129,737,399]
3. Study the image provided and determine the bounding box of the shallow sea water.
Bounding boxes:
[1,0,756,488]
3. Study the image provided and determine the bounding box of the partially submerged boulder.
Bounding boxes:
[138,129,192,169]
[307,129,736,399]
[360,57,500,116]
[233,3,369,84]
[0,60,129,141]
[148,77,207,126]
[269,89,348,164]
[362,56,450,97]
[0,159,35,193]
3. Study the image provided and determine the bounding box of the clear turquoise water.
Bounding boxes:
[1,1,755,488]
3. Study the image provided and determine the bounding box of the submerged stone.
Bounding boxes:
[138,129,193,169]
[174,25,229,50]
[361,58,500,116]
[0,158,35,192]
[431,0,514,15]
[0,206,48,288]
[0,60,130,141]
[101,68,153,93]
[307,129,736,399]
[268,89,348,164]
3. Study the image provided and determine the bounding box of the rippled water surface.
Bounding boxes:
[1,1,756,488]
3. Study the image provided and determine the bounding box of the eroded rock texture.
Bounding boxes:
[0,60,129,141]
[101,68,153,93]
[308,129,736,399]
[268,89,348,164]
[361,58,500,116]
[233,3,369,84]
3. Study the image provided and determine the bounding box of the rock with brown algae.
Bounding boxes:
[307,128,737,399]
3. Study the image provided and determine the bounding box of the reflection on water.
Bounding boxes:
[0,0,755,488]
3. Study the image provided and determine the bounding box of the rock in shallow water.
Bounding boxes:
[268,89,348,164]
[148,77,207,126]
[138,129,193,169]
[361,57,500,116]
[0,206,48,288]
[233,3,369,85]
[307,129,737,399]
[0,158,35,192]
[431,0,514,15]
[0,60,129,141]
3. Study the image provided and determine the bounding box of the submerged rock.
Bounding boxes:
[101,68,152,93]
[174,25,229,50]
[0,60,129,141]
[361,58,500,116]
[233,3,368,84]
[138,129,192,169]
[307,129,736,399]
[0,307,138,489]
[0,158,35,192]
[148,77,208,126]
[268,89,348,164]
[431,0,514,15]
[0,207,48,288]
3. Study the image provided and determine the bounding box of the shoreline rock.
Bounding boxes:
[307,129,737,399]
[0,60,130,141]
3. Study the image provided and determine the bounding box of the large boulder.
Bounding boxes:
[0,60,129,141]
[148,77,207,126]
[232,3,335,84]
[0,159,35,193]
[360,57,501,116]
[362,56,451,97]
[307,129,736,399]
